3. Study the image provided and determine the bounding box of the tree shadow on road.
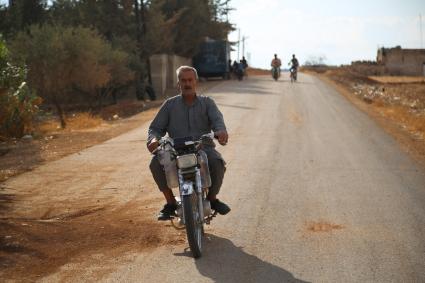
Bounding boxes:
[174,234,310,283]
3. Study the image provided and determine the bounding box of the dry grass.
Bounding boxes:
[37,112,103,134]
[369,76,425,84]
[37,119,61,134]
[246,67,270,76]
[66,113,103,130]
[375,104,425,138]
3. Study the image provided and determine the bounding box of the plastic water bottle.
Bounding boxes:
[158,145,179,188]
[198,150,212,188]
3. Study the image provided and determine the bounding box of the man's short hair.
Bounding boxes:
[176,66,198,80]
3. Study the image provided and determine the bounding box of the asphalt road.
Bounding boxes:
[14,73,425,282]
[106,74,425,282]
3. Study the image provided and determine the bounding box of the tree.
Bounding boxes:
[94,44,135,108]
[50,0,135,41]
[304,55,327,66]
[10,25,121,128]
[0,0,46,38]
[151,0,233,57]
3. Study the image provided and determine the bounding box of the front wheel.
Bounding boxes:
[183,193,203,258]
[272,68,278,81]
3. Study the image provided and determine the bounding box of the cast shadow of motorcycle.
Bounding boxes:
[155,133,222,258]
[174,234,311,283]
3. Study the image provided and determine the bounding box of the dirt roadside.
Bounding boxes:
[0,81,222,282]
[305,68,425,167]
[0,101,161,183]
[0,81,223,183]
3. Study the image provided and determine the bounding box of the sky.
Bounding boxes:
[228,0,425,68]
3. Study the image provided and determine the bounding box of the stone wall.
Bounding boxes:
[377,47,425,76]
[350,61,385,76]
[150,54,192,99]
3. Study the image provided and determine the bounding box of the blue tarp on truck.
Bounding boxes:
[193,39,230,79]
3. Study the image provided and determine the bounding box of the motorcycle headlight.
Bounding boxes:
[177,154,198,169]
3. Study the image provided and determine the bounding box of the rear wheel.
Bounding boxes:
[183,193,203,258]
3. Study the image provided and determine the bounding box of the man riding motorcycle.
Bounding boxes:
[271,54,282,78]
[289,54,299,81]
[147,66,231,220]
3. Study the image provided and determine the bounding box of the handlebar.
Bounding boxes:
[151,133,217,154]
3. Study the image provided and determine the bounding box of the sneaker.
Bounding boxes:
[158,203,177,221]
[210,199,231,215]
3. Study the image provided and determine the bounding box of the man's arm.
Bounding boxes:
[206,97,228,145]
[147,101,169,152]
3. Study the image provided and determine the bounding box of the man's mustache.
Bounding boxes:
[184,86,192,90]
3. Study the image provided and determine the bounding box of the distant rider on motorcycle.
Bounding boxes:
[289,54,299,81]
[271,54,282,78]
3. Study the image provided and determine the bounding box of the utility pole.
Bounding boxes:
[420,14,423,49]
[237,28,240,60]
[241,36,245,59]
[226,0,229,22]
[241,36,249,59]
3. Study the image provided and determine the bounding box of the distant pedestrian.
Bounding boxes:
[228,59,233,79]
[232,60,239,79]
[241,56,248,76]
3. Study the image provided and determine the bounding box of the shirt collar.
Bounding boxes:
[179,93,198,107]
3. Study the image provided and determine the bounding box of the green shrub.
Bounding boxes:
[10,25,133,128]
[0,37,41,139]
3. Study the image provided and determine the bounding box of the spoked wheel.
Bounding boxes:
[183,193,203,258]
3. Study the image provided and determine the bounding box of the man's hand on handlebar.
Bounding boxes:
[147,138,159,153]
[215,130,228,146]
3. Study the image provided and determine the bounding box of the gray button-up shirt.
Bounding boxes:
[147,94,226,144]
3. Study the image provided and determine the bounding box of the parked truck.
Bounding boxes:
[193,39,231,79]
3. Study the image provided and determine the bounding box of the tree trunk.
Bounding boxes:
[54,99,66,129]
[111,88,118,104]
[98,90,104,111]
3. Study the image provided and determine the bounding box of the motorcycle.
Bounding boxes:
[271,66,279,81]
[155,133,218,258]
[290,67,297,82]
[234,67,244,81]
